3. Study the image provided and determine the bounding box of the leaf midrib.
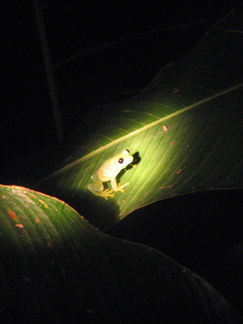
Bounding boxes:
[49,83,243,177]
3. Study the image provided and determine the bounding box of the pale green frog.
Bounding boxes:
[88,149,133,200]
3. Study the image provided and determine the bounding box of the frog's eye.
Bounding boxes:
[118,158,124,164]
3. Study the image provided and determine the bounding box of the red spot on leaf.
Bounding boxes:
[9,210,17,220]
[176,169,183,174]
[163,125,168,132]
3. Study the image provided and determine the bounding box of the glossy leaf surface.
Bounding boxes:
[41,8,243,229]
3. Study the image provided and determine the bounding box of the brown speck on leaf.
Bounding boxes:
[170,88,180,94]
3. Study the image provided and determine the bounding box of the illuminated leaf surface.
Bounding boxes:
[40,8,243,229]
[0,185,240,323]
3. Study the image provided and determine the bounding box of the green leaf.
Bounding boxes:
[0,185,240,323]
[41,8,243,229]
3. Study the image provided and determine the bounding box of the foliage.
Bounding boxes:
[1,8,242,323]
[38,7,243,229]
[0,185,240,323]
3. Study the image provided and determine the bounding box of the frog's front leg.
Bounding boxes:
[88,179,115,200]
[111,178,129,193]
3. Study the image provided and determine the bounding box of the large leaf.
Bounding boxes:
[40,8,242,229]
[204,241,243,318]
[0,185,241,323]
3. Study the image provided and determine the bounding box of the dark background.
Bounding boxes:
[1,0,241,162]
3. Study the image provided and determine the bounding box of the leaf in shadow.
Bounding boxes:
[0,185,241,323]
[203,241,243,318]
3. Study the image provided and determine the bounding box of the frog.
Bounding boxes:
[88,149,134,200]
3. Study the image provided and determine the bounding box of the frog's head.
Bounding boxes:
[117,149,133,167]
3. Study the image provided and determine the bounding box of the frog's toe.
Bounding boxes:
[102,189,115,200]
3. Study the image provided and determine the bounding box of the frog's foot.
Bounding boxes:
[88,185,115,200]
[118,182,129,193]
[100,189,115,200]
